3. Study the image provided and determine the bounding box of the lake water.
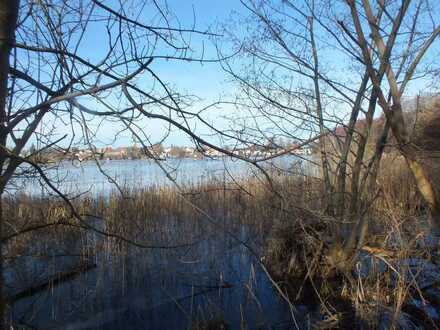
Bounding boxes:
[7,220,307,329]
[10,156,318,196]
[6,156,318,329]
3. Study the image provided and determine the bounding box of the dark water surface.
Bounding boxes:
[7,219,304,329]
[6,157,317,329]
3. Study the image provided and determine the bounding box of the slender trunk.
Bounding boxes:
[387,104,440,228]
[405,150,440,227]
[349,91,379,215]
[342,124,390,260]
[362,120,391,194]
[358,0,440,229]
[335,72,369,219]
[0,0,19,122]
[341,92,378,259]
[0,0,20,326]
[309,16,333,217]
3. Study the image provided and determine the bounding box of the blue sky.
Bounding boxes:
[18,0,440,149]
[77,0,244,147]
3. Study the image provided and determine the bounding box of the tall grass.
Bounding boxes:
[5,158,440,328]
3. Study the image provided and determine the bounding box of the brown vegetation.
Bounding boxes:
[263,99,440,327]
[5,149,440,327]
[2,0,440,328]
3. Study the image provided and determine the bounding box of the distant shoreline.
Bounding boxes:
[24,143,315,164]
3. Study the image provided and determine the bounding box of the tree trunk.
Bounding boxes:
[405,150,440,228]
[339,123,391,270]
[350,0,440,232]
[335,72,369,219]
[0,0,20,326]
[386,104,440,229]
[308,16,334,218]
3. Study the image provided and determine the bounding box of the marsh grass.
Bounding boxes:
[4,173,322,327]
[261,154,440,328]
[5,160,440,328]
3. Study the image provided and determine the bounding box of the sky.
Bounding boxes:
[17,0,440,150]
[81,0,244,148]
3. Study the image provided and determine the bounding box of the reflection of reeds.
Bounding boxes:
[6,173,321,329]
[6,160,440,329]
[4,174,319,285]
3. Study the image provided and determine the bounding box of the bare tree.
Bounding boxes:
[345,0,440,221]
[0,0,232,324]
[219,0,440,266]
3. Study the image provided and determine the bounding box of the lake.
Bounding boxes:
[10,155,319,196]
[6,156,319,329]
[7,218,308,329]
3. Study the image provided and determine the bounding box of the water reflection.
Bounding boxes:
[6,156,318,329]
[11,156,318,196]
[8,219,301,329]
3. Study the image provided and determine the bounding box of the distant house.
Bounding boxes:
[75,149,93,161]
[205,147,223,158]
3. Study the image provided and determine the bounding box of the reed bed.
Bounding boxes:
[261,153,440,328]
[4,160,440,328]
